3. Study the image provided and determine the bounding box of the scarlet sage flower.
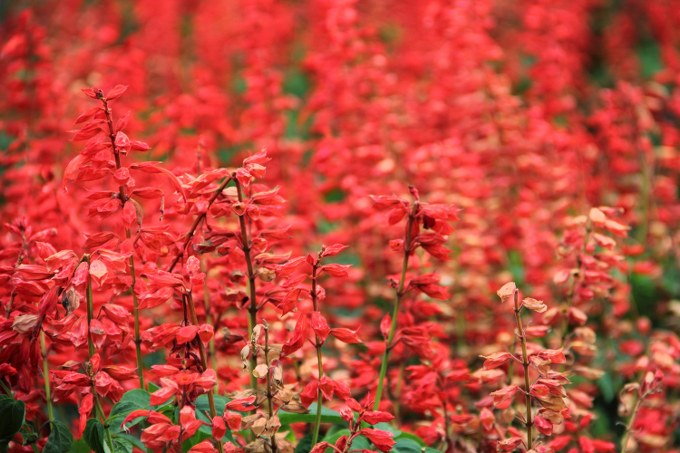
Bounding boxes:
[1,2,680,452]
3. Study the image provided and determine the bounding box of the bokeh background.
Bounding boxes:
[1,0,680,451]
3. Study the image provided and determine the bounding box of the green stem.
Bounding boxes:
[311,350,324,445]
[168,177,233,273]
[85,255,95,358]
[513,290,533,450]
[201,258,218,384]
[440,386,451,451]
[40,331,54,422]
[621,391,646,453]
[128,247,144,389]
[0,380,12,396]
[186,292,224,453]
[99,94,144,389]
[85,256,114,450]
[235,178,258,393]
[311,263,323,446]
[95,397,114,448]
[559,220,591,342]
[374,205,415,410]
[263,325,277,453]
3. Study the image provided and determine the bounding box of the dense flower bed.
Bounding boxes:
[1,1,679,452]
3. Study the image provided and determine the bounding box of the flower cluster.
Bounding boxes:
[1,1,680,453]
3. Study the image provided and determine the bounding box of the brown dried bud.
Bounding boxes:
[12,314,39,334]
[496,282,517,303]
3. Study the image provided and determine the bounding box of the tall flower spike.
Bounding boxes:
[371,187,457,410]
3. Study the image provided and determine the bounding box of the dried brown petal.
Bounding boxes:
[12,314,39,334]
[496,282,517,303]
[253,364,269,378]
[522,297,547,313]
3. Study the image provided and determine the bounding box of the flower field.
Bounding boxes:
[1,1,679,452]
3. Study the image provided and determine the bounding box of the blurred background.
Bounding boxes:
[1,0,679,448]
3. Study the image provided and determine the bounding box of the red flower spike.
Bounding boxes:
[225,395,257,412]
[361,410,394,425]
[310,312,330,344]
[490,385,519,410]
[330,327,362,344]
[360,428,396,452]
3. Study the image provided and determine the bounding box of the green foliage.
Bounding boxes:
[0,395,25,452]
[44,420,73,453]
[84,419,107,453]
[284,68,310,99]
[319,422,433,452]
[597,367,625,404]
[72,430,138,453]
[393,437,426,452]
[107,389,151,432]
[295,433,313,453]
[324,188,347,203]
[630,272,658,318]
[141,350,165,368]
[637,38,663,79]
[0,131,12,151]
[279,403,345,426]
[662,260,680,297]
[110,433,141,453]
[507,250,526,288]
[195,393,230,417]
[69,439,92,453]
[193,393,234,444]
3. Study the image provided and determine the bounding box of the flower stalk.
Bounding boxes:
[185,291,224,453]
[311,257,324,446]
[374,202,417,410]
[620,385,655,453]
[234,177,259,392]
[39,330,54,422]
[620,397,643,453]
[85,255,114,450]
[97,92,144,388]
[168,177,233,273]
[263,323,278,453]
[512,288,533,450]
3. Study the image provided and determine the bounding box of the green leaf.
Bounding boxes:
[350,435,371,449]
[115,433,145,451]
[0,395,25,446]
[84,419,106,453]
[194,393,233,442]
[44,420,73,453]
[278,403,345,426]
[321,428,350,444]
[69,439,92,453]
[397,432,427,446]
[107,389,151,432]
[195,393,230,418]
[324,188,346,203]
[294,433,312,453]
[637,37,663,78]
[507,250,526,287]
[630,273,658,318]
[373,422,400,435]
[319,424,429,452]
[371,423,428,447]
[182,430,212,453]
[0,394,25,433]
[597,371,617,403]
[393,437,423,453]
[110,435,133,453]
[318,429,372,452]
